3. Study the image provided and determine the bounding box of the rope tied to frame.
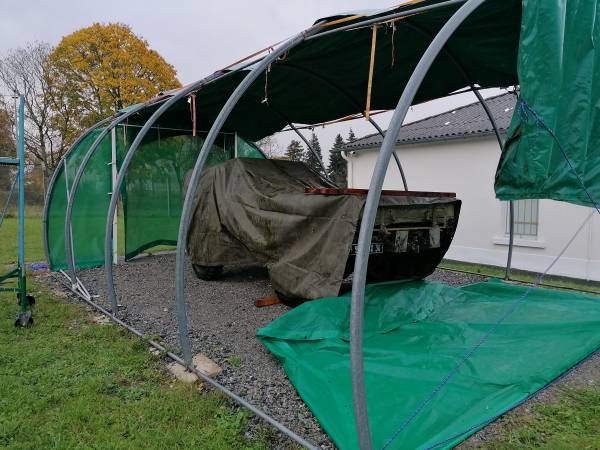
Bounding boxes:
[390,22,397,67]
[262,47,274,105]
[365,25,378,120]
[123,118,128,148]
[381,99,600,450]
[516,98,600,212]
[189,93,197,137]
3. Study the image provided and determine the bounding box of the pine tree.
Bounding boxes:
[347,128,357,143]
[305,132,324,175]
[284,139,304,162]
[328,133,347,186]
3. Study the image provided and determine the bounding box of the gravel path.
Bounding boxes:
[40,254,599,449]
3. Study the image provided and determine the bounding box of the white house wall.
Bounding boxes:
[345,137,600,281]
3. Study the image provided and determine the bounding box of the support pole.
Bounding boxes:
[396,17,515,279]
[348,1,487,448]
[174,26,322,365]
[64,104,148,294]
[103,70,235,316]
[506,201,515,279]
[17,95,26,307]
[469,87,514,280]
[111,127,118,265]
[42,117,112,268]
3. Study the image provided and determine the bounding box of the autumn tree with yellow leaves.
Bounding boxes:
[49,23,181,128]
[0,24,180,184]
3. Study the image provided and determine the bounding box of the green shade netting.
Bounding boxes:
[46,122,264,269]
[123,130,237,258]
[495,0,600,206]
[69,126,129,269]
[258,279,600,449]
[46,127,121,270]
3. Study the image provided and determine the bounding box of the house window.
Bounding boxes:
[505,199,539,237]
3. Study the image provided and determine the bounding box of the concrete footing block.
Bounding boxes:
[167,353,222,383]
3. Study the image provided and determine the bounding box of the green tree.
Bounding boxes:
[0,107,14,157]
[284,139,304,162]
[49,23,181,128]
[328,133,347,186]
[347,128,357,143]
[0,106,15,192]
[305,132,324,174]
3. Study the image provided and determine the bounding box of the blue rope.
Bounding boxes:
[0,171,18,229]
[516,99,600,214]
[381,98,600,449]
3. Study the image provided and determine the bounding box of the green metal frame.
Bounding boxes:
[0,96,32,324]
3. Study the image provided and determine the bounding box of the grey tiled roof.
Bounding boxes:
[345,92,517,150]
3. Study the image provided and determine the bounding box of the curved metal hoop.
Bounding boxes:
[103,71,232,313]
[64,103,151,285]
[399,17,515,277]
[42,117,113,267]
[348,1,488,448]
[172,26,322,364]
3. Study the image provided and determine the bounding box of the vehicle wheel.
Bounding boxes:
[192,264,223,281]
[274,290,307,308]
[14,310,33,327]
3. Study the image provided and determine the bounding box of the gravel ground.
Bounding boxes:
[39,254,600,449]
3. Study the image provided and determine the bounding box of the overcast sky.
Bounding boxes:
[1,0,499,155]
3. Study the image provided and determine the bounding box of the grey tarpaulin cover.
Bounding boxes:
[187,158,456,299]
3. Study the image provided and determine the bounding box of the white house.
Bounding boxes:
[343,93,600,282]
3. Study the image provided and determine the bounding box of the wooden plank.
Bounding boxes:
[304,188,456,198]
[254,295,281,308]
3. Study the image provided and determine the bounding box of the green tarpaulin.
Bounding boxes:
[495,0,600,206]
[258,279,600,449]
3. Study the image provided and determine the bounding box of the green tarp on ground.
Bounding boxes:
[258,279,600,449]
[495,0,600,206]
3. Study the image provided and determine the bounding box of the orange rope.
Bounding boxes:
[391,22,397,68]
[319,14,365,28]
[365,25,378,120]
[189,94,197,137]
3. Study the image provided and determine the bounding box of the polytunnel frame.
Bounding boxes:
[42,116,114,267]
[63,101,153,289]
[52,0,520,447]
[172,0,507,448]
[348,0,489,447]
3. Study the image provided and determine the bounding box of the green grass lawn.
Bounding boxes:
[440,260,600,295]
[0,216,45,267]
[0,282,270,450]
[0,215,174,271]
[481,388,600,449]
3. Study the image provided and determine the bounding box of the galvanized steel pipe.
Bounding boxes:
[348,0,487,448]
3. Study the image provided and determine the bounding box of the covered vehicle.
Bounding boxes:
[186,158,460,303]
